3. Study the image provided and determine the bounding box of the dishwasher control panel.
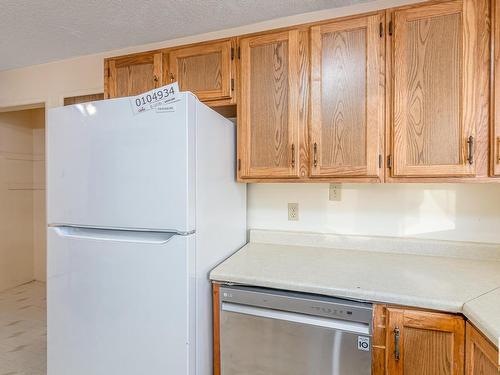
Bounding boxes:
[309,304,354,319]
[220,285,373,330]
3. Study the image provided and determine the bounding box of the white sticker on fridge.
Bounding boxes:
[129,82,179,115]
[155,103,178,113]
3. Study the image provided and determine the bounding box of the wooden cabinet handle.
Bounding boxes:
[291,144,295,168]
[313,143,318,168]
[153,75,159,82]
[497,137,500,164]
[169,73,175,82]
[394,327,401,361]
[466,136,474,165]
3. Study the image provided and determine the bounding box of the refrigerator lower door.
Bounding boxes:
[47,227,195,375]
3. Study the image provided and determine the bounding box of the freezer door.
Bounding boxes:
[47,227,195,375]
[47,93,196,232]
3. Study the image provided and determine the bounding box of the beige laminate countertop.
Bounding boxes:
[210,230,500,347]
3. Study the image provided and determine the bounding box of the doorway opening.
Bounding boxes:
[0,103,46,375]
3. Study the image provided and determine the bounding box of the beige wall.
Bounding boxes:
[0,108,45,291]
[33,112,46,282]
[2,0,499,252]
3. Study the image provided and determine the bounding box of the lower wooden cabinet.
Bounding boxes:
[384,307,465,375]
[466,322,500,375]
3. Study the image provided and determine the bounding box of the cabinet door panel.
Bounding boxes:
[310,14,384,178]
[168,40,232,102]
[466,323,499,375]
[392,1,482,177]
[404,327,455,374]
[249,40,289,169]
[106,53,162,99]
[239,30,305,179]
[386,308,465,375]
[405,12,461,166]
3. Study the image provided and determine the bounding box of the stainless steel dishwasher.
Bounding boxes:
[219,285,373,375]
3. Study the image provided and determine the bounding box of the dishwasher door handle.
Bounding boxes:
[221,302,370,335]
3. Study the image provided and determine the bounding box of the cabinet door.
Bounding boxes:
[310,14,384,178]
[386,308,465,375]
[466,322,499,375]
[493,0,500,176]
[238,30,306,179]
[391,0,486,177]
[168,39,233,102]
[105,52,162,99]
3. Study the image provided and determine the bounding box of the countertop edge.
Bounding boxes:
[209,273,464,313]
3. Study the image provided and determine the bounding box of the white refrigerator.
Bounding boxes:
[47,92,246,375]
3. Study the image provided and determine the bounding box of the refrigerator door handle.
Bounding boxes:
[52,226,178,244]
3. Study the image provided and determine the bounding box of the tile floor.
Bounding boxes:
[0,281,46,375]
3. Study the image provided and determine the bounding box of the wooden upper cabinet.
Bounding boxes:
[310,13,384,179]
[493,0,500,176]
[390,0,489,178]
[105,52,162,99]
[386,308,465,375]
[238,30,308,179]
[466,322,500,375]
[167,39,234,103]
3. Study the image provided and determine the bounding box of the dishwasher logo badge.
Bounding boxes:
[357,336,370,352]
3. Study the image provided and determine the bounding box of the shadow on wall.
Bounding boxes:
[247,183,500,243]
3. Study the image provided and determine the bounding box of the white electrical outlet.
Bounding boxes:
[329,184,341,201]
[288,203,299,221]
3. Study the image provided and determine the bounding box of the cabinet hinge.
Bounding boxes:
[237,159,241,171]
[231,47,234,61]
[387,155,393,169]
[231,78,234,91]
[388,20,393,36]
[379,22,384,38]
[379,154,383,168]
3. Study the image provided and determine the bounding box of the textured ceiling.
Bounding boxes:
[0,0,370,71]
